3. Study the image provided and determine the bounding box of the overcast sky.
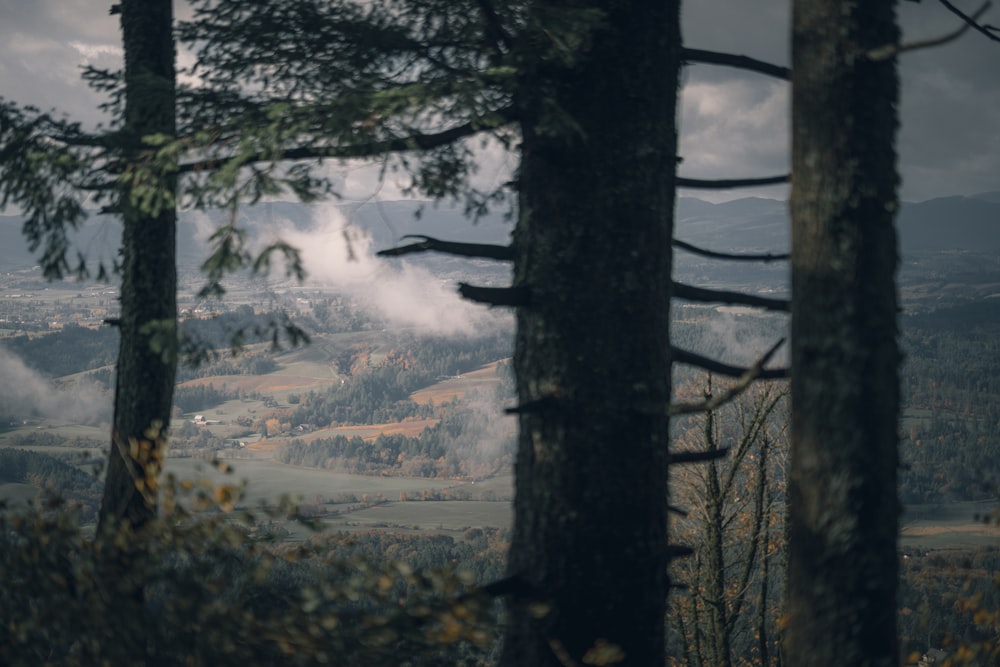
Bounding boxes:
[0,0,996,204]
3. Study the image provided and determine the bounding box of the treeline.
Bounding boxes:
[899,412,999,503]
[898,546,1000,660]
[899,312,1000,503]
[305,528,509,588]
[0,448,102,521]
[1,324,117,378]
[0,311,284,381]
[173,383,243,413]
[175,350,278,382]
[279,406,514,479]
[287,333,511,429]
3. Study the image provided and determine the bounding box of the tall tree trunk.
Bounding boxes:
[786,2,901,666]
[501,2,680,665]
[98,0,177,532]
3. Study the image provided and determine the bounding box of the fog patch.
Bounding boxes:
[0,348,111,426]
[258,202,512,337]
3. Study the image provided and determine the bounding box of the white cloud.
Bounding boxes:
[0,348,111,425]
[255,203,512,337]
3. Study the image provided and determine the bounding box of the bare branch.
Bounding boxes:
[672,345,789,380]
[869,1,994,60]
[673,239,789,263]
[670,448,731,464]
[457,282,530,306]
[377,235,514,260]
[677,174,789,189]
[666,544,696,559]
[379,234,789,264]
[668,339,786,416]
[673,282,790,312]
[936,0,1000,42]
[682,48,790,80]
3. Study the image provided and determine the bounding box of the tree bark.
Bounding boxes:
[501,2,680,665]
[786,2,901,666]
[98,0,177,532]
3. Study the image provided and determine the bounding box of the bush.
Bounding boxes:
[0,464,500,666]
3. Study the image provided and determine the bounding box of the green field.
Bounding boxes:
[900,501,1000,548]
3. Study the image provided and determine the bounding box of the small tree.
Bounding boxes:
[670,379,788,667]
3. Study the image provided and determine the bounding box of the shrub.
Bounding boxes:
[0,460,499,666]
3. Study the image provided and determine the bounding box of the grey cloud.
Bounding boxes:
[0,1,995,203]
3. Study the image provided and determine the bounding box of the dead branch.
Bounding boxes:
[869,0,994,60]
[673,239,789,263]
[672,345,789,380]
[670,448,731,464]
[457,282,530,306]
[673,282,790,312]
[682,48,790,80]
[936,0,1000,42]
[668,339,786,416]
[377,235,514,260]
[677,174,789,190]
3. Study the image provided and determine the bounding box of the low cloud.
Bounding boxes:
[256,203,512,337]
[0,348,111,426]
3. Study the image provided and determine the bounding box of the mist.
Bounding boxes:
[253,202,514,338]
[0,348,111,426]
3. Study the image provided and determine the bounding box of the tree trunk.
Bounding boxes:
[786,2,901,666]
[501,2,680,665]
[98,0,177,532]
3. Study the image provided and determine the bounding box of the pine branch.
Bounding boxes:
[457,282,530,306]
[671,346,789,380]
[377,235,514,260]
[677,174,789,189]
[177,107,516,174]
[682,47,791,80]
[672,282,790,312]
[673,239,789,263]
[475,0,514,55]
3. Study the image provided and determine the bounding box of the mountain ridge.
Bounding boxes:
[1,193,997,270]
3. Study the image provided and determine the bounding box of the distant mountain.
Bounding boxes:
[675,194,1000,254]
[897,196,1000,252]
[970,191,1000,204]
[0,200,514,271]
[675,197,789,254]
[1,193,996,272]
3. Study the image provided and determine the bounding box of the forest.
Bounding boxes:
[1,0,998,665]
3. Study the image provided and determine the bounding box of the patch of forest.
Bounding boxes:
[279,406,514,480]
[0,448,102,522]
[899,315,1000,503]
[898,546,1000,659]
[0,309,287,380]
[285,334,512,429]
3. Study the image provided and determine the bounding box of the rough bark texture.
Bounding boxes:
[501,2,680,665]
[98,0,177,531]
[787,2,901,666]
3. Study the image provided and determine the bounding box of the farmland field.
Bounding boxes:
[410,361,504,405]
[165,458,464,503]
[900,501,1000,548]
